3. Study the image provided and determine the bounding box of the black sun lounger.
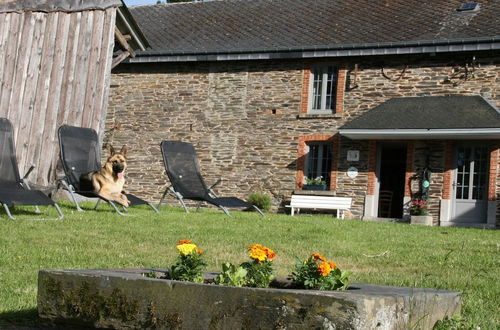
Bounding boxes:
[57,125,159,215]
[159,141,264,216]
[0,118,63,220]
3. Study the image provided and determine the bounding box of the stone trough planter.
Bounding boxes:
[38,268,461,329]
[411,215,434,226]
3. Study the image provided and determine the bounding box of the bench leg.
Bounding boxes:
[291,207,295,216]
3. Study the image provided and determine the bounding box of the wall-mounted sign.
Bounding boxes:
[347,150,359,162]
[347,166,358,179]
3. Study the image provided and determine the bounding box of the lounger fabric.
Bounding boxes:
[0,118,62,219]
[160,141,257,211]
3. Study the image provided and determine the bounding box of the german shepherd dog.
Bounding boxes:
[80,145,130,207]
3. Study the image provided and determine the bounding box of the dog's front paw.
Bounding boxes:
[122,197,130,208]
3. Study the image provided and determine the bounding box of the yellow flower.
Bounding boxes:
[249,247,267,262]
[177,243,198,256]
[318,261,332,276]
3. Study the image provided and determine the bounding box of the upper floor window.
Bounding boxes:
[309,65,339,114]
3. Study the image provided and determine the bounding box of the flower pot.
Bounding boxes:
[411,215,433,226]
[304,184,327,191]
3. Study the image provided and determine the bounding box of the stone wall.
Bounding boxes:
[107,52,500,224]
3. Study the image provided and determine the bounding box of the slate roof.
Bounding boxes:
[339,95,500,130]
[127,0,500,57]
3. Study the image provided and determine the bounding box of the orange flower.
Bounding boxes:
[176,239,192,245]
[197,248,203,255]
[311,253,326,262]
[265,248,276,260]
[318,261,332,276]
[248,244,276,262]
[328,261,337,269]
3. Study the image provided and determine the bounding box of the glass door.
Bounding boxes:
[453,144,488,223]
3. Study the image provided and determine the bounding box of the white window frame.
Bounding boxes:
[308,65,338,114]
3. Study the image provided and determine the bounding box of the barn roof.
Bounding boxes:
[126,0,500,62]
[0,0,122,12]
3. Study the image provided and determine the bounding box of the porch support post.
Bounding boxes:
[487,145,499,227]
[363,141,377,219]
[440,141,454,224]
[403,141,414,221]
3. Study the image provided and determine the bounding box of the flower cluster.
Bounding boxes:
[410,199,427,215]
[166,240,350,291]
[170,239,206,283]
[305,176,326,185]
[248,244,276,263]
[311,253,337,276]
[291,253,349,290]
[241,244,276,288]
[215,244,277,288]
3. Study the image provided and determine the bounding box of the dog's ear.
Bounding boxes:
[109,145,115,156]
[120,145,128,157]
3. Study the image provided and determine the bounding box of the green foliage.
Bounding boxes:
[247,193,271,211]
[170,253,206,283]
[305,176,326,185]
[433,314,480,330]
[143,271,157,278]
[169,242,207,283]
[214,262,247,287]
[291,255,349,290]
[240,260,275,288]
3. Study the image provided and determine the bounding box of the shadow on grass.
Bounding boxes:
[0,309,69,329]
[0,308,39,327]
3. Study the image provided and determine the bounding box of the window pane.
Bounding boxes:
[472,146,488,200]
[325,66,338,110]
[312,68,323,110]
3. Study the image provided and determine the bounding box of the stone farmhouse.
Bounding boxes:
[107,0,500,228]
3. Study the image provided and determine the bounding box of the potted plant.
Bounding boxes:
[304,176,327,191]
[409,199,433,225]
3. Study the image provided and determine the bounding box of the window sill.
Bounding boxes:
[297,113,342,119]
[293,190,337,196]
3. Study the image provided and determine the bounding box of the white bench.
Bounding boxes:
[286,195,352,218]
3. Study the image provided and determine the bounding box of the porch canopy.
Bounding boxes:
[338,95,500,140]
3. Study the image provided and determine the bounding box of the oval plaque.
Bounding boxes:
[347,167,358,179]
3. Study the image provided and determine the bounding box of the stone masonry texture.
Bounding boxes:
[107,53,500,226]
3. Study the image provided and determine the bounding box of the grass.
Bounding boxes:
[0,201,499,328]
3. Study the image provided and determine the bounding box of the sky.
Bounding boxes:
[123,0,160,7]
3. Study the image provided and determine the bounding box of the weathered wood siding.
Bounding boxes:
[0,8,116,185]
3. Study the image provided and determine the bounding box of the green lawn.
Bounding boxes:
[0,202,498,329]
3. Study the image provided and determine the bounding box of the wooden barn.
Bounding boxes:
[0,0,147,186]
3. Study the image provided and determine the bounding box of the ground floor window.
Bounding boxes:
[305,142,332,187]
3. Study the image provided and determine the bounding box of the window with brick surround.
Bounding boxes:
[305,142,333,187]
[309,65,339,114]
